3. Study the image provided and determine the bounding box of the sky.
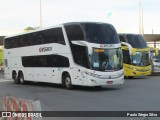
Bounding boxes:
[0,0,160,34]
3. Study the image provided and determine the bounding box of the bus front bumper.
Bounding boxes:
[124,65,151,77]
[88,75,124,86]
[79,70,124,86]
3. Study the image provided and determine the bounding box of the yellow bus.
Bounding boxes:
[119,34,151,78]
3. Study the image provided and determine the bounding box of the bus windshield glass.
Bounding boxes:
[126,35,147,48]
[82,23,120,44]
[132,52,150,66]
[90,48,123,71]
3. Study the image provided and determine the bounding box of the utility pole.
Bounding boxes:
[141,8,144,35]
[152,29,156,48]
[40,0,42,28]
[138,0,141,34]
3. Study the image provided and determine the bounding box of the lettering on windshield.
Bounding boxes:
[100,44,115,48]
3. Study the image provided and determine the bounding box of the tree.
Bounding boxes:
[24,26,41,31]
[24,27,35,31]
[0,48,4,66]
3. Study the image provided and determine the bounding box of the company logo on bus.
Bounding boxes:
[100,44,115,48]
[39,47,52,52]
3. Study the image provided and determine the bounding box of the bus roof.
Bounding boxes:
[5,22,112,39]
[63,22,111,26]
[118,33,141,36]
[4,24,61,39]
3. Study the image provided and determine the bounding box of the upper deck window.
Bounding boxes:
[82,23,120,44]
[65,25,84,41]
[42,28,65,45]
[119,35,126,42]
[4,27,65,49]
[65,23,120,44]
[126,35,147,48]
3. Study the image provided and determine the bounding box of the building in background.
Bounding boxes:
[144,34,160,49]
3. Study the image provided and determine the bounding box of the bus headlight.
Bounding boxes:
[154,65,158,67]
[126,66,138,71]
[85,71,123,79]
[85,72,101,78]
[126,66,151,72]
[133,68,138,71]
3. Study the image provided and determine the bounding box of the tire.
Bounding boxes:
[128,76,134,79]
[63,74,72,89]
[94,86,102,89]
[19,72,26,85]
[13,72,19,84]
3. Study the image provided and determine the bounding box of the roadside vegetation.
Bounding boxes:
[0,48,4,66]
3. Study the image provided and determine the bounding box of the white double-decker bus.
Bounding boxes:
[4,22,124,89]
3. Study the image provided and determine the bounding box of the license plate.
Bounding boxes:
[107,81,113,84]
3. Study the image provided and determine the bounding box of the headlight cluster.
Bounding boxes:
[85,72,101,78]
[154,65,160,68]
[126,66,138,71]
[85,71,124,79]
[118,71,125,77]
[126,66,151,72]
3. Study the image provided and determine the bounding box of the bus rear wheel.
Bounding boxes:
[63,74,72,89]
[19,72,26,85]
[13,71,19,84]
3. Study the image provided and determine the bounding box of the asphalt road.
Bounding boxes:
[0,72,160,120]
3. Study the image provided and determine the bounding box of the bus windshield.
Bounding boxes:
[90,48,123,71]
[132,52,150,66]
[126,35,147,48]
[82,23,120,44]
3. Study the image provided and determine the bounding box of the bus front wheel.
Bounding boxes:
[18,72,26,85]
[63,74,72,89]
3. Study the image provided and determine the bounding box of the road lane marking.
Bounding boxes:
[0,79,12,82]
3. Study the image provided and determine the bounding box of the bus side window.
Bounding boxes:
[65,25,84,41]
[71,44,89,68]
[119,35,126,42]
[18,36,24,47]
[32,33,43,45]
[48,55,68,67]
[55,28,66,45]
[11,39,16,48]
[42,28,65,45]
[56,56,69,67]
[4,38,11,49]
[42,29,53,44]
[22,34,30,46]
[122,50,131,64]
